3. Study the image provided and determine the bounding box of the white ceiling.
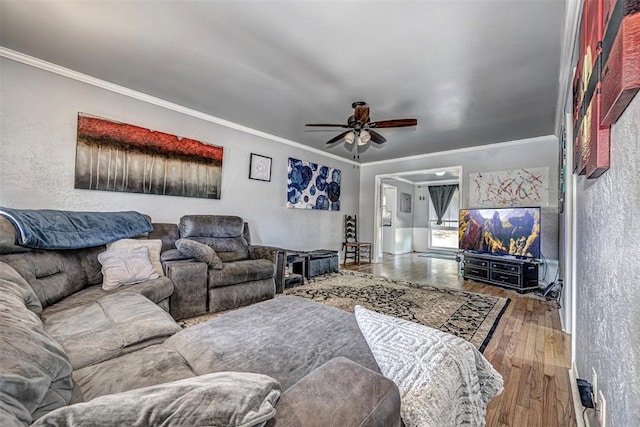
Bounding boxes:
[0,1,566,163]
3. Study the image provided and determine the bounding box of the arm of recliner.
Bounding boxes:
[266,357,402,427]
[163,260,208,320]
[249,245,285,294]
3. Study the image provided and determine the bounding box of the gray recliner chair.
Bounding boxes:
[175,215,283,314]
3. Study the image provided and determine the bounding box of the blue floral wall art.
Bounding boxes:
[287,158,341,210]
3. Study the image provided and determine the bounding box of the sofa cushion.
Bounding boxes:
[44,292,181,370]
[176,238,223,269]
[178,216,249,262]
[0,262,72,425]
[33,372,281,427]
[42,276,174,316]
[0,261,42,315]
[179,215,245,238]
[149,222,180,252]
[72,345,196,401]
[190,236,249,262]
[98,246,160,290]
[0,247,103,308]
[208,279,275,313]
[107,238,164,276]
[208,259,274,288]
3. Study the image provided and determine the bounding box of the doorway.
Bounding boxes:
[380,184,397,257]
[373,166,462,263]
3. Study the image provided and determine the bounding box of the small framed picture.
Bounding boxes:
[249,153,272,182]
[400,193,412,213]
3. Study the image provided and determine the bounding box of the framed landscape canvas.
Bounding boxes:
[75,113,223,199]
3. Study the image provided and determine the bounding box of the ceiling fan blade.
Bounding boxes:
[368,129,387,144]
[354,105,370,123]
[325,131,350,145]
[370,119,417,128]
[305,123,349,128]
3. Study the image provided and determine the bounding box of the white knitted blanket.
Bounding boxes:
[355,306,504,427]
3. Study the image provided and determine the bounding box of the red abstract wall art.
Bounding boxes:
[573,0,640,179]
[75,113,223,199]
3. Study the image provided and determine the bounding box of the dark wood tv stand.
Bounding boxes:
[462,252,540,293]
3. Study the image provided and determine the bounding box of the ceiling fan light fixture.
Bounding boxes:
[358,130,371,145]
[307,102,417,149]
[343,131,355,144]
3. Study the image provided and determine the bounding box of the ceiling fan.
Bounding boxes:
[305,101,417,156]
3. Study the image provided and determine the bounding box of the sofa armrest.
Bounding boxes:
[164,260,208,320]
[266,357,401,427]
[249,245,285,293]
[248,245,280,262]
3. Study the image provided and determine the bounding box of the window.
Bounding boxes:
[428,187,459,249]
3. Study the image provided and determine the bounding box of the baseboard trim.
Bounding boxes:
[570,363,588,427]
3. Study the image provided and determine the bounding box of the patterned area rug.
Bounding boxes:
[284,271,509,352]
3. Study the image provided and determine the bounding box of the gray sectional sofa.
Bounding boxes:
[0,213,401,426]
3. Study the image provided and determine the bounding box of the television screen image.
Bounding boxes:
[458,207,541,259]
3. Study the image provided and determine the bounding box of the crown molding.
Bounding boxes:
[361,135,558,167]
[0,47,360,166]
[415,178,460,186]
[381,176,415,185]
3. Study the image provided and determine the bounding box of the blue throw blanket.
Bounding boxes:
[0,207,153,250]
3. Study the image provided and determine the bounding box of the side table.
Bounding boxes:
[284,252,308,289]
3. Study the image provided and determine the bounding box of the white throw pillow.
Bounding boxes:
[98,246,160,290]
[107,238,164,276]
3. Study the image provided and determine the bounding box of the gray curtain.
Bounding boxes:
[428,184,458,225]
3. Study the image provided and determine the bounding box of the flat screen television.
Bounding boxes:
[458,207,541,259]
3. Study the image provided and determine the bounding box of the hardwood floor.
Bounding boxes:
[343,253,576,427]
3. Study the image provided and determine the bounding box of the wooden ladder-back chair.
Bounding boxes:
[343,214,372,265]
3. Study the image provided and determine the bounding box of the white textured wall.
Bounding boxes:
[574,94,640,427]
[0,58,359,251]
